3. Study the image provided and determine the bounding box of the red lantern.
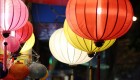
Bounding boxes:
[0,0,28,31]
[66,0,133,42]
[9,61,29,80]
[10,21,33,43]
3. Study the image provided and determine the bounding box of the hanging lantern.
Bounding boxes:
[66,0,133,42]
[0,0,28,31]
[29,62,48,79]
[0,62,8,79]
[9,61,29,80]
[10,21,33,43]
[2,36,20,53]
[49,28,92,65]
[20,33,35,53]
[64,20,116,53]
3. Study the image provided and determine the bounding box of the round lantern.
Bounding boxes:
[10,21,33,43]
[49,28,92,65]
[9,61,29,80]
[20,33,35,53]
[0,0,28,31]
[29,62,48,79]
[0,62,8,79]
[64,20,116,53]
[2,36,20,53]
[66,0,133,42]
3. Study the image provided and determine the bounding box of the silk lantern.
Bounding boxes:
[10,21,33,44]
[1,36,20,71]
[20,33,35,53]
[49,28,92,65]
[66,0,133,45]
[9,61,29,80]
[29,62,48,79]
[64,20,116,54]
[0,0,28,32]
[2,36,20,53]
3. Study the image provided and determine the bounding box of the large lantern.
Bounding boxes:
[29,62,48,79]
[66,0,133,42]
[10,21,33,43]
[20,33,35,53]
[49,28,92,65]
[0,0,28,31]
[64,20,116,53]
[9,61,29,80]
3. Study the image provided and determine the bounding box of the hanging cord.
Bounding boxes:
[89,52,97,80]
[69,65,76,80]
[3,42,8,71]
[97,53,100,80]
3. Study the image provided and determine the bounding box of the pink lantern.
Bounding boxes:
[0,0,29,31]
[2,36,20,53]
[10,21,33,43]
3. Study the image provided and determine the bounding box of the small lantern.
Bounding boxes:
[9,61,29,80]
[29,62,48,79]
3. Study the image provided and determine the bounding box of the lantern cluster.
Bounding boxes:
[49,0,133,66]
[0,0,36,77]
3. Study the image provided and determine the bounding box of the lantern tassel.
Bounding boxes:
[3,42,8,71]
[97,53,100,80]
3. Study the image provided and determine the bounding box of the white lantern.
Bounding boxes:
[49,28,92,65]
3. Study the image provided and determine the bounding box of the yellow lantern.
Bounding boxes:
[20,33,35,53]
[64,20,116,54]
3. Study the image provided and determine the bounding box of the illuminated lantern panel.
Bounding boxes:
[10,21,33,43]
[20,33,35,53]
[66,0,133,42]
[64,20,116,53]
[49,28,92,65]
[0,0,28,31]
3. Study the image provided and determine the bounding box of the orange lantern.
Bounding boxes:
[66,0,133,45]
[9,61,29,80]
